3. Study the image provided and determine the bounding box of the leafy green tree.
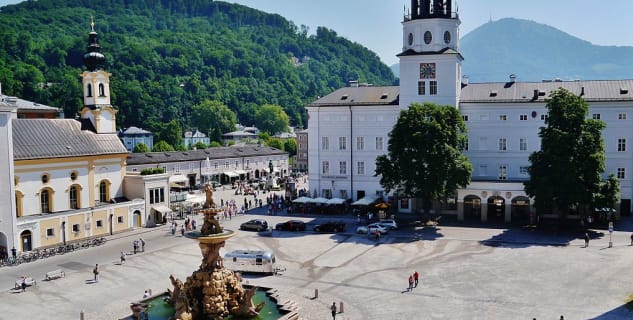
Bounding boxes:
[266,138,284,150]
[255,104,289,134]
[192,141,208,150]
[524,88,606,219]
[192,100,237,142]
[133,142,150,153]
[284,138,297,157]
[594,174,620,210]
[159,120,183,148]
[152,140,175,152]
[375,103,472,214]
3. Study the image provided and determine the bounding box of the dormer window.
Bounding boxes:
[380,93,388,99]
[341,94,348,100]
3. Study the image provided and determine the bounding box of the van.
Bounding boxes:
[223,250,276,274]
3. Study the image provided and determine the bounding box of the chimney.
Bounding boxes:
[580,86,585,96]
[348,80,359,88]
[462,75,469,86]
[509,74,517,83]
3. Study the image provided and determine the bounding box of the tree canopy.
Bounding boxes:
[524,88,608,219]
[191,100,237,143]
[132,142,150,153]
[255,104,290,134]
[375,103,472,214]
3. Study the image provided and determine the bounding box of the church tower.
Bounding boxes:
[398,0,462,109]
[80,18,117,134]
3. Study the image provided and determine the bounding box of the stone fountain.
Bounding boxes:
[168,183,264,320]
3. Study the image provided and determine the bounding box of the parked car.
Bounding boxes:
[240,219,269,232]
[356,223,389,235]
[275,220,307,232]
[313,221,346,233]
[376,219,398,230]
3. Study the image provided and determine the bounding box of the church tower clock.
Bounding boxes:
[80,18,117,134]
[398,0,462,109]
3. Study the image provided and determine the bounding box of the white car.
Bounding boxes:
[356,223,389,235]
[376,220,398,230]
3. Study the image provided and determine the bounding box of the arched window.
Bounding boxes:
[99,180,110,203]
[15,190,23,218]
[98,83,105,97]
[41,188,52,213]
[87,84,92,97]
[69,185,81,209]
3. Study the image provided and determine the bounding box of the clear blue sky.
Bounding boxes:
[1,0,632,66]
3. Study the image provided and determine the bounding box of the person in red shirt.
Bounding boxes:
[408,274,414,291]
[413,271,419,287]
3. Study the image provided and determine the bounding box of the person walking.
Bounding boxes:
[413,271,419,287]
[143,290,150,299]
[20,277,27,292]
[133,240,138,254]
[192,219,197,230]
[408,274,414,291]
[140,238,145,252]
[584,233,590,248]
[120,252,126,264]
[93,264,99,282]
[630,233,633,246]
[330,302,337,320]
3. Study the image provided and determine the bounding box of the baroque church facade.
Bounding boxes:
[307,0,633,223]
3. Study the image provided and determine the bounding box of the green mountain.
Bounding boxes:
[461,18,633,82]
[0,0,396,132]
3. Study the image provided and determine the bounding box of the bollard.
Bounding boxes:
[339,301,344,313]
[148,289,152,295]
[80,310,84,320]
[314,288,319,299]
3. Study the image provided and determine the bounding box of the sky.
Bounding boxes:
[1,0,632,66]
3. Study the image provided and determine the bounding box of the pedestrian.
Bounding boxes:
[413,271,419,287]
[192,219,197,230]
[408,274,414,291]
[181,225,185,236]
[133,240,138,254]
[120,251,126,264]
[140,238,145,252]
[93,264,99,282]
[630,233,633,246]
[330,302,337,320]
[560,316,565,320]
[584,232,590,248]
[374,229,380,241]
[143,290,150,299]
[171,224,176,235]
[20,276,26,292]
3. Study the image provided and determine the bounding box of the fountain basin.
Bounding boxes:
[185,229,235,243]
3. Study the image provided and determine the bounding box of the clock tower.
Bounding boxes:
[398,0,462,109]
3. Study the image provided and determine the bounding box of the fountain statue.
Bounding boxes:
[166,183,264,320]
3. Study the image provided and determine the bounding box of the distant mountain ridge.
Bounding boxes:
[393,18,633,83]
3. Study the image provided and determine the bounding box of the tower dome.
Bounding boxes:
[83,18,106,71]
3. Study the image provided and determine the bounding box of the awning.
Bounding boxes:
[310,197,330,204]
[169,175,188,183]
[151,205,173,214]
[234,170,248,175]
[352,196,378,206]
[292,196,312,204]
[223,171,238,178]
[327,198,346,205]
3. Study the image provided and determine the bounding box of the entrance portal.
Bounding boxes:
[20,230,32,252]
[487,196,505,222]
[463,195,481,220]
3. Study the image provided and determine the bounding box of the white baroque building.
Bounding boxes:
[307,0,633,223]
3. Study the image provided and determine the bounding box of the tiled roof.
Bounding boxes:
[122,126,152,135]
[1,95,60,112]
[13,119,128,160]
[126,145,287,165]
[307,86,399,107]
[461,80,633,103]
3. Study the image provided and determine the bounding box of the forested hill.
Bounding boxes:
[0,0,396,131]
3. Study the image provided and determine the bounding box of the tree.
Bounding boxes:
[152,140,175,152]
[192,141,208,150]
[375,103,472,214]
[266,138,284,150]
[284,139,297,157]
[159,120,183,148]
[133,142,150,153]
[192,100,237,142]
[524,88,606,220]
[255,104,289,134]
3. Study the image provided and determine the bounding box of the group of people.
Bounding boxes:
[407,271,419,292]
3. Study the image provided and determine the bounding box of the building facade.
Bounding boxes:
[293,129,308,173]
[183,130,210,149]
[120,126,154,151]
[306,0,633,222]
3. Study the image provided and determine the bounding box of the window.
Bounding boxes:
[322,189,332,199]
[70,171,78,181]
[339,161,347,175]
[96,220,103,228]
[69,185,80,209]
[498,138,507,151]
[519,138,527,151]
[592,113,601,120]
[321,137,329,150]
[322,161,330,175]
[430,81,438,95]
[376,137,383,151]
[356,137,365,151]
[520,166,529,175]
[619,113,627,120]
[541,114,548,121]
[616,167,626,179]
[520,114,528,121]
[99,181,109,203]
[174,164,180,173]
[98,83,105,97]
[357,161,365,175]
[41,174,50,184]
[46,228,55,237]
[117,216,124,224]
[499,115,507,121]
[400,198,409,209]
[462,138,469,151]
[618,138,626,152]
[149,187,165,204]
[462,115,469,121]
[224,161,229,169]
[86,84,92,97]
[72,223,80,233]
[338,137,346,150]
[214,162,218,169]
[41,189,51,213]
[418,81,426,95]
[498,165,507,180]
[235,160,239,168]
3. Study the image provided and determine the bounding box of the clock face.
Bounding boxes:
[408,33,413,46]
[444,31,451,44]
[420,63,436,79]
[424,31,432,44]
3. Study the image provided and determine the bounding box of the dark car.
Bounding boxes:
[240,219,269,232]
[275,220,307,232]
[313,221,346,233]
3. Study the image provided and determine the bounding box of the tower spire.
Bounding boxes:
[83,17,106,71]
